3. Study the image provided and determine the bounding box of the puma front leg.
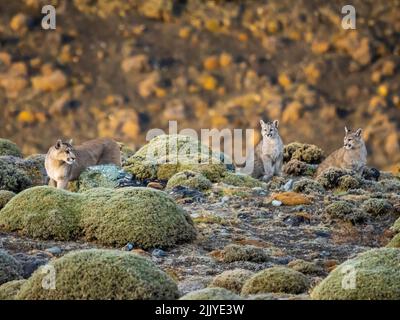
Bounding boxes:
[56,180,69,190]
[48,178,57,187]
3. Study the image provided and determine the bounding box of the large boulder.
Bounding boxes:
[311,248,400,300]
[16,249,179,300]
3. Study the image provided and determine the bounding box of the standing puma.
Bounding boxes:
[238,120,284,182]
[316,127,367,176]
[45,138,121,189]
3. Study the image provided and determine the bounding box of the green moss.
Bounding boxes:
[283,159,316,176]
[325,201,364,223]
[0,280,26,300]
[0,250,22,285]
[221,172,266,188]
[16,249,178,300]
[386,233,400,248]
[376,179,400,193]
[241,267,310,295]
[180,288,241,300]
[81,187,196,248]
[166,170,212,190]
[287,259,324,275]
[293,178,324,194]
[209,269,254,294]
[337,175,360,191]
[284,142,324,164]
[311,248,400,300]
[392,217,400,233]
[220,244,269,263]
[0,158,32,192]
[362,198,393,216]
[21,154,47,186]
[123,135,227,181]
[0,139,22,157]
[0,190,15,209]
[0,187,82,241]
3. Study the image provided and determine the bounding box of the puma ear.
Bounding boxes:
[355,128,362,137]
[55,139,62,149]
[260,120,266,127]
[273,120,279,128]
[68,139,73,145]
[345,126,349,134]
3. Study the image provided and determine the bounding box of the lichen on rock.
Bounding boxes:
[166,170,212,191]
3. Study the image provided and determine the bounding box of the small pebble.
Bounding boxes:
[152,249,167,257]
[282,179,293,191]
[45,246,62,255]
[271,200,282,206]
[124,243,134,251]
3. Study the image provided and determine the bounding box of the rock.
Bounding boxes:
[221,172,266,188]
[179,288,241,300]
[0,250,22,285]
[166,170,212,191]
[287,259,324,275]
[282,179,293,191]
[271,192,312,206]
[147,181,164,190]
[241,267,310,295]
[311,248,400,300]
[152,249,167,258]
[45,247,62,256]
[0,139,22,157]
[293,178,324,194]
[362,198,393,216]
[16,249,179,300]
[124,243,135,251]
[272,200,282,207]
[0,190,15,209]
[12,253,49,278]
[0,158,32,192]
[0,186,196,248]
[0,280,26,300]
[219,244,269,263]
[209,269,254,294]
[168,185,205,202]
[284,142,324,164]
[362,167,380,181]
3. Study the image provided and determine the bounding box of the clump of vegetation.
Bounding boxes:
[392,217,400,233]
[284,142,324,164]
[337,175,360,190]
[362,198,393,216]
[180,288,241,300]
[1,154,47,186]
[272,192,312,206]
[0,190,15,209]
[283,159,316,176]
[293,178,324,194]
[311,248,400,300]
[220,244,269,263]
[386,234,400,248]
[0,280,26,300]
[16,249,179,300]
[221,172,266,188]
[0,158,32,193]
[287,259,324,275]
[316,168,358,190]
[209,269,254,294]
[241,267,310,295]
[0,139,22,157]
[166,170,212,190]
[123,134,228,181]
[0,250,22,285]
[325,201,364,223]
[376,179,400,193]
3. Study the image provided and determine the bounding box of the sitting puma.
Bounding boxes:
[316,127,367,176]
[238,120,284,182]
[45,138,121,189]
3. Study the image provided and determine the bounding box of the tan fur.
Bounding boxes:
[45,138,121,189]
[316,127,367,176]
[238,120,284,182]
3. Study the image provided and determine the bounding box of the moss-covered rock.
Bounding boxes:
[0,250,22,285]
[376,179,400,193]
[241,267,310,295]
[392,217,400,233]
[123,134,228,181]
[221,172,266,188]
[16,249,179,300]
[386,233,400,248]
[337,175,360,190]
[0,280,26,300]
[362,198,393,216]
[284,142,324,164]
[209,269,254,294]
[293,178,324,194]
[220,244,269,263]
[0,190,15,209]
[316,168,358,190]
[283,159,316,176]
[0,187,82,241]
[287,259,324,275]
[325,201,364,223]
[81,187,196,248]
[180,288,241,300]
[0,158,32,192]
[0,139,22,157]
[311,248,400,300]
[166,170,212,191]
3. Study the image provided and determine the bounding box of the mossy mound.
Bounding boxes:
[123,134,228,181]
[0,280,26,300]
[0,250,22,285]
[376,178,400,193]
[0,158,32,192]
[311,248,400,300]
[220,244,269,263]
[166,170,212,191]
[316,168,358,190]
[69,164,132,192]
[0,139,22,158]
[392,217,400,233]
[209,269,254,294]
[179,288,241,300]
[292,178,324,194]
[16,249,179,300]
[283,159,316,176]
[362,198,393,216]
[386,234,400,248]
[325,201,364,223]
[0,190,15,209]
[337,175,360,190]
[287,259,324,275]
[221,172,266,188]
[0,187,82,241]
[81,187,196,248]
[284,142,324,164]
[241,267,310,295]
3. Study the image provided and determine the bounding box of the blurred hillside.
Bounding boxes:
[0,0,399,170]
